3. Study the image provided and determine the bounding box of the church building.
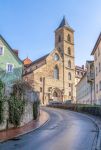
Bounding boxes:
[23,17,76,105]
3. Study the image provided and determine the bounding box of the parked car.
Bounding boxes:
[63,100,72,105]
[48,100,63,106]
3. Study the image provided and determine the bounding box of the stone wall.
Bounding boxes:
[0,101,34,131]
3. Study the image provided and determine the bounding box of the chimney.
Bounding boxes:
[13,49,19,57]
[82,65,84,69]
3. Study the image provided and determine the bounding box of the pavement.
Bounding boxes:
[0,110,49,142]
[0,107,100,150]
[85,114,101,150]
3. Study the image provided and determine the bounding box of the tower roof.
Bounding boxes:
[56,16,74,31]
[23,57,32,66]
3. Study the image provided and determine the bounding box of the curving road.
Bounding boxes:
[0,107,99,150]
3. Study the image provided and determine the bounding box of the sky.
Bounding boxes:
[0,0,101,66]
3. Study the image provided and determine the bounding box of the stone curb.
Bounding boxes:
[0,110,50,143]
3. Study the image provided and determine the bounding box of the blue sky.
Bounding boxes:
[0,0,101,66]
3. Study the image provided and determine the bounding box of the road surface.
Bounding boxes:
[0,107,98,150]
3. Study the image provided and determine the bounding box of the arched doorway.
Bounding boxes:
[52,88,62,101]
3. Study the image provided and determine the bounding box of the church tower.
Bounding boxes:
[55,17,75,101]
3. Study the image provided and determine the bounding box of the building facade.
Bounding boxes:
[76,61,95,104]
[75,65,85,85]
[0,35,23,88]
[91,33,101,105]
[23,17,76,105]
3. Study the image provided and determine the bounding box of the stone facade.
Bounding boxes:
[91,33,101,104]
[0,101,34,131]
[23,17,76,105]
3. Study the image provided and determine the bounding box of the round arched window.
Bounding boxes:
[54,54,59,61]
[54,65,59,79]
[68,60,71,68]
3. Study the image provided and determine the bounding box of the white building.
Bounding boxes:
[91,33,101,105]
[76,61,95,104]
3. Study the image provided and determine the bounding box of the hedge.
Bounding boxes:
[48,104,101,116]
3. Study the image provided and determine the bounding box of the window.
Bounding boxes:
[40,87,42,92]
[6,64,14,73]
[67,34,71,42]
[68,47,71,55]
[69,83,71,87]
[68,72,71,80]
[77,71,79,75]
[69,92,71,96]
[40,77,42,82]
[0,46,4,56]
[68,60,71,68]
[58,35,61,42]
[54,65,59,79]
[96,67,98,76]
[99,81,101,91]
[96,84,98,93]
[54,54,59,61]
[99,63,101,72]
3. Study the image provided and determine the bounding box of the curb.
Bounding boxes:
[0,110,50,143]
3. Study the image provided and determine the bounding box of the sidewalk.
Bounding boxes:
[0,110,49,142]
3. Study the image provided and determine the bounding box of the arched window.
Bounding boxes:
[54,65,59,79]
[67,34,71,42]
[68,47,71,55]
[68,60,71,68]
[68,72,71,80]
[58,35,61,42]
[54,54,59,61]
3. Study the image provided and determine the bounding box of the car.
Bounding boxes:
[63,100,72,105]
[48,100,63,106]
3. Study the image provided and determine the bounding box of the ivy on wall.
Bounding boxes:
[9,94,25,127]
[9,81,26,127]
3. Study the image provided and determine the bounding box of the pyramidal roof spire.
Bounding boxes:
[56,16,74,31]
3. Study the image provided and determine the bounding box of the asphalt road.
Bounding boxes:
[0,107,99,150]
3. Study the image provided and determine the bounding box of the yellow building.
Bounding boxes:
[23,17,76,105]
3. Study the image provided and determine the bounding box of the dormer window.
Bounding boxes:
[6,63,14,73]
[0,46,4,56]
